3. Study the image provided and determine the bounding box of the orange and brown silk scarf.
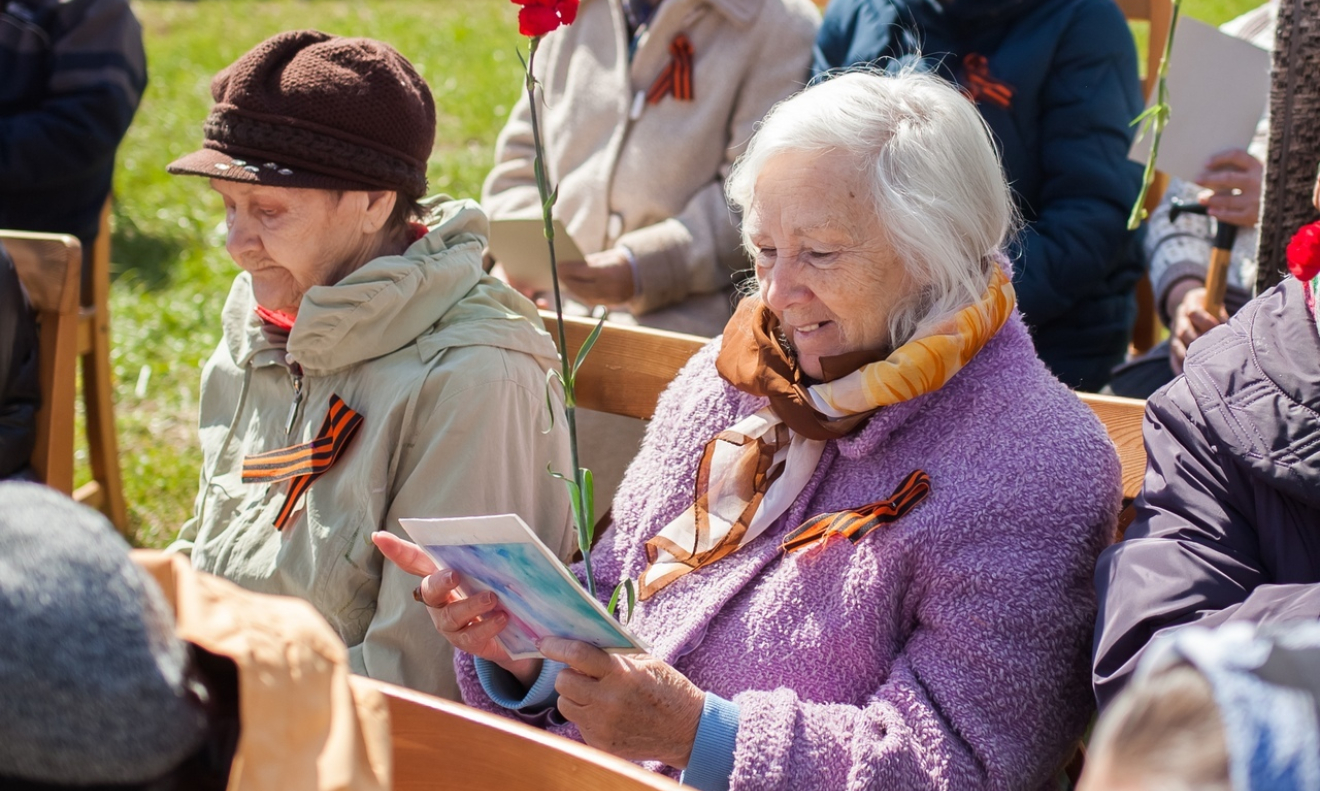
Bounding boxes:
[638,265,1015,599]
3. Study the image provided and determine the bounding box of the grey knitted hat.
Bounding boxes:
[0,482,206,785]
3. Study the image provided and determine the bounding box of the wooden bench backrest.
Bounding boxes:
[364,677,683,791]
[3,232,82,493]
[540,311,1148,504]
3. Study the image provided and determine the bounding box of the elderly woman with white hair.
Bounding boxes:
[378,70,1120,790]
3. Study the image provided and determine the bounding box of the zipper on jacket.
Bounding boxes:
[285,364,305,436]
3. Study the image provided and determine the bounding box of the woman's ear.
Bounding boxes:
[361,190,399,234]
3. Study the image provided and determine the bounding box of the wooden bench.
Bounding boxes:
[363,677,682,790]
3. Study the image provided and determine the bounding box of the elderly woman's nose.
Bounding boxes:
[225,213,260,257]
[760,260,808,312]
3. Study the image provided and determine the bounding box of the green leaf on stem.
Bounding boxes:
[573,316,606,379]
[543,184,559,214]
[607,581,623,618]
[548,464,585,539]
[580,466,595,546]
[541,368,564,434]
[607,578,636,624]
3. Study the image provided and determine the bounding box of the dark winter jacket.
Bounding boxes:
[814,0,1145,389]
[0,244,41,480]
[1093,278,1320,708]
[0,0,146,255]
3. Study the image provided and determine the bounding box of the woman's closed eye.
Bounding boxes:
[805,248,839,265]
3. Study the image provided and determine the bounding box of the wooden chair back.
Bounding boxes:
[365,678,683,791]
[73,197,128,532]
[1116,0,1175,354]
[3,232,82,493]
[541,312,1148,522]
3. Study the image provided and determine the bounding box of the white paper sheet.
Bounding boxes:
[1128,17,1271,184]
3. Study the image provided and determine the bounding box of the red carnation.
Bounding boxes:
[1286,220,1320,282]
[511,0,579,37]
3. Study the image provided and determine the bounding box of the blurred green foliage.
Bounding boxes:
[107,0,1263,547]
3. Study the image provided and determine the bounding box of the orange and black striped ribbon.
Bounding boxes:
[646,34,695,105]
[962,53,1014,110]
[241,394,364,530]
[780,470,931,553]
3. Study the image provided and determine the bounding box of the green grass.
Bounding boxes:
[104,0,1264,548]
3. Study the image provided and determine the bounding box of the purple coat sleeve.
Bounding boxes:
[1093,378,1320,709]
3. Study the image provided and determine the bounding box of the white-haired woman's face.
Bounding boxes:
[748,150,911,380]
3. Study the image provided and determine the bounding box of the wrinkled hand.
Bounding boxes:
[559,249,636,306]
[1196,148,1264,229]
[372,532,541,685]
[1169,286,1226,374]
[540,637,704,769]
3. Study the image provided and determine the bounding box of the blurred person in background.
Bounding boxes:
[1108,2,1276,398]
[0,0,147,287]
[814,0,1145,391]
[484,0,820,338]
[1081,622,1320,791]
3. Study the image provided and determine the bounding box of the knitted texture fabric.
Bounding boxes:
[0,482,206,785]
[1257,0,1320,291]
[169,29,435,197]
[457,312,1120,791]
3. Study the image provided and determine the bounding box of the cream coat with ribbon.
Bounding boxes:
[482,0,819,334]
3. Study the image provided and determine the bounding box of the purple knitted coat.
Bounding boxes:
[457,313,1120,790]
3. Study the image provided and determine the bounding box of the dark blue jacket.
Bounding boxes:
[815,0,1144,389]
[0,0,146,256]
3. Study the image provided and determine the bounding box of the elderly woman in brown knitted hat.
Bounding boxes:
[165,30,576,701]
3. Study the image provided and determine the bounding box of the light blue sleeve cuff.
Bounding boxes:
[680,692,740,791]
[474,657,566,711]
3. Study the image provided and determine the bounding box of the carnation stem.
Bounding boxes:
[525,36,596,599]
[1127,0,1183,230]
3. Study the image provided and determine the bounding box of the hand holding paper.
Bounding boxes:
[394,515,647,662]
[372,531,543,685]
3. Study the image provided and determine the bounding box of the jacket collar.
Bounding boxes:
[1184,278,1320,510]
[220,199,558,375]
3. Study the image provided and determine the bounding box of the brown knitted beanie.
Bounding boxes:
[168,30,435,198]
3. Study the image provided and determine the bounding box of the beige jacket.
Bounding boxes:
[171,199,575,700]
[482,0,819,333]
[134,551,391,791]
